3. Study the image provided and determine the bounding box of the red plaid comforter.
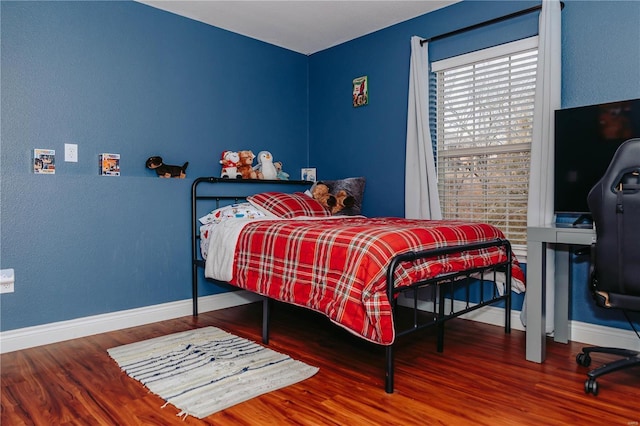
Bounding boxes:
[229,217,525,345]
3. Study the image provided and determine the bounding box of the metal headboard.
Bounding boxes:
[190,177,313,315]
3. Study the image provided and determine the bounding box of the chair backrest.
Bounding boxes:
[587,138,640,309]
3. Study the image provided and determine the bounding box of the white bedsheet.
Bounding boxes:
[203,218,261,282]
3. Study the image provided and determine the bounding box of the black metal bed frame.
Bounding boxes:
[191,177,512,393]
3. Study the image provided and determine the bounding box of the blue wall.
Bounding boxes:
[0,1,308,331]
[308,0,541,218]
[307,0,640,330]
[2,0,639,333]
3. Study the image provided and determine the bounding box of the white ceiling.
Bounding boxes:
[136,0,460,55]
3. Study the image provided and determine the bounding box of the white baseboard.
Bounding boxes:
[0,291,262,354]
[570,320,640,350]
[397,296,640,351]
[2,292,637,354]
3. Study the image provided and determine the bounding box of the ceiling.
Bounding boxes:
[136,1,460,55]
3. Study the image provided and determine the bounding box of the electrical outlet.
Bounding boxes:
[65,143,78,162]
[0,268,15,294]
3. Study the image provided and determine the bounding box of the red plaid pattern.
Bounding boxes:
[247,192,331,218]
[229,217,525,345]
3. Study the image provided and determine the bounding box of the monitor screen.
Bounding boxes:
[554,98,640,216]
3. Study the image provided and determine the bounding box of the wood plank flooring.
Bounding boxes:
[2,301,639,425]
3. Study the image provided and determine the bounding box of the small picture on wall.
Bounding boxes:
[301,168,317,182]
[33,149,55,174]
[99,153,121,176]
[353,76,368,108]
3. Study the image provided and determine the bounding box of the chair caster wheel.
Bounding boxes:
[584,378,599,396]
[576,352,591,367]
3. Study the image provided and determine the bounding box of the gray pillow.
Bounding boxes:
[321,177,366,216]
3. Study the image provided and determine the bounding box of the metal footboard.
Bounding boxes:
[384,239,513,393]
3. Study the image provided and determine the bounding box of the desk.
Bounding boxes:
[526,224,596,362]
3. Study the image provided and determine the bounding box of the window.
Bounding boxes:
[432,37,538,252]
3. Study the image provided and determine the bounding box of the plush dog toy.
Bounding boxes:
[145,156,188,178]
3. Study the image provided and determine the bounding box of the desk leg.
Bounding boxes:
[553,245,571,343]
[526,240,546,363]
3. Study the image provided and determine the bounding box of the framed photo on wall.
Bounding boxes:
[301,168,317,182]
[99,153,121,176]
[353,76,368,108]
[33,149,55,174]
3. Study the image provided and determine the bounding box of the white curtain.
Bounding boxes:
[405,36,441,220]
[522,0,562,332]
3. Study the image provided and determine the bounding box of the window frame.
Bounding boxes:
[431,36,539,261]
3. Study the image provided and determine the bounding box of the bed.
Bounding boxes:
[191,177,525,393]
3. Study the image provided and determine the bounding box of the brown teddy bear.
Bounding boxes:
[332,189,355,215]
[311,182,355,215]
[237,150,259,179]
[311,182,336,212]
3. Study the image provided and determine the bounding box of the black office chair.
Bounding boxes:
[575,138,640,396]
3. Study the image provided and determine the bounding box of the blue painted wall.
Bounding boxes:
[308,0,541,218]
[0,1,308,331]
[308,0,640,330]
[2,0,639,333]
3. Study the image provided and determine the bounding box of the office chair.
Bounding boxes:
[575,138,640,396]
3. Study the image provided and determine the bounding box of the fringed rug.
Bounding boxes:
[107,326,318,419]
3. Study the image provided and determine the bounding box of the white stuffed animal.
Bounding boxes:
[253,150,278,180]
[220,150,242,179]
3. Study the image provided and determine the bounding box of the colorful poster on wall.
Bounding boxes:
[301,168,317,182]
[99,153,120,176]
[33,149,55,174]
[352,76,368,108]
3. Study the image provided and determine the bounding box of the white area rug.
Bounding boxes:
[108,326,318,419]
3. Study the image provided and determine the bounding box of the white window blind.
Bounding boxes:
[433,37,538,248]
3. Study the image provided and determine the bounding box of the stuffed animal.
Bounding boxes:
[237,150,259,179]
[311,181,356,215]
[253,150,278,180]
[274,161,289,180]
[146,156,189,178]
[311,182,337,211]
[333,190,356,215]
[220,150,242,179]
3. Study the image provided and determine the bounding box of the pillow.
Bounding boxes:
[247,192,331,219]
[199,202,272,225]
[320,177,366,216]
[199,202,273,260]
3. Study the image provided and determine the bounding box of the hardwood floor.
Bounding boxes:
[2,301,638,425]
